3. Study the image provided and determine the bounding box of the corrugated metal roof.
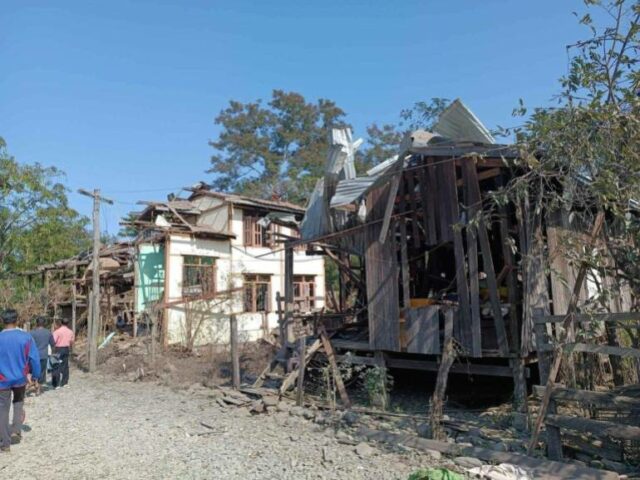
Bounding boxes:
[433,98,495,144]
[300,178,331,240]
[330,155,404,209]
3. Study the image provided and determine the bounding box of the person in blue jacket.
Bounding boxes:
[0,309,40,452]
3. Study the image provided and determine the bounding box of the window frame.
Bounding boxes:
[243,273,272,313]
[293,275,316,312]
[181,255,217,298]
[243,213,275,247]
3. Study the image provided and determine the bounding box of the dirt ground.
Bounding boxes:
[0,369,435,480]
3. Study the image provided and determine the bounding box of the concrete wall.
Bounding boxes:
[164,204,325,346]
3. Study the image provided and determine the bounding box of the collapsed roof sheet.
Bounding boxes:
[433,98,496,144]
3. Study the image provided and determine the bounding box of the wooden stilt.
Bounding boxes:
[230,314,240,389]
[430,309,455,440]
[296,336,306,406]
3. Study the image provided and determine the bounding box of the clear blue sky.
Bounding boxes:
[2,0,595,235]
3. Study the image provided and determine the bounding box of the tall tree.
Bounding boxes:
[0,137,90,277]
[209,90,348,204]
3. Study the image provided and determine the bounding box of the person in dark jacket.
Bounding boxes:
[29,316,55,393]
[0,309,40,452]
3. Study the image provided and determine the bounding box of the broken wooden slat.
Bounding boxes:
[319,326,351,408]
[279,337,323,394]
[378,171,402,244]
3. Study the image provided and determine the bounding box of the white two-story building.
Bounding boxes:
[131,184,325,347]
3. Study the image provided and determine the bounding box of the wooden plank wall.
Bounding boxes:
[364,184,400,351]
[406,305,440,354]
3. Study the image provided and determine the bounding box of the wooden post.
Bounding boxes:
[296,335,306,406]
[43,270,50,314]
[430,308,455,440]
[276,291,284,346]
[150,311,157,362]
[230,314,240,389]
[89,191,101,373]
[71,265,77,334]
[77,188,113,373]
[284,243,294,347]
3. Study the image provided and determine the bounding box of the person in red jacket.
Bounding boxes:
[0,309,40,452]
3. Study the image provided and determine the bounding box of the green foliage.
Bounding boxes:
[210,93,450,205]
[491,0,640,353]
[209,90,348,205]
[407,468,464,480]
[0,137,90,278]
[362,365,394,410]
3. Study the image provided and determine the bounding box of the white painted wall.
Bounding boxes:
[165,202,325,346]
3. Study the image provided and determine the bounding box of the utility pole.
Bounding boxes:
[78,188,113,373]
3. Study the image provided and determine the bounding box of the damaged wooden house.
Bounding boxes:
[24,241,135,335]
[294,99,638,427]
[127,186,325,347]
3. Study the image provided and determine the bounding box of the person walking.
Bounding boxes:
[29,316,55,393]
[0,309,41,452]
[52,318,74,389]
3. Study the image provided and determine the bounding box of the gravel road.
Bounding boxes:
[0,370,427,479]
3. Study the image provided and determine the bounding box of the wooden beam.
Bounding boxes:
[319,326,351,408]
[296,336,306,406]
[532,384,640,409]
[378,171,402,244]
[538,342,640,358]
[535,312,640,324]
[545,414,640,441]
[462,159,482,357]
[279,337,323,394]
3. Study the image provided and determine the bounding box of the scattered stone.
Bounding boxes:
[341,411,359,426]
[262,395,279,407]
[276,401,290,413]
[454,456,483,469]
[302,409,315,420]
[249,400,265,414]
[354,442,375,457]
[424,449,442,460]
[415,423,432,438]
[289,406,305,417]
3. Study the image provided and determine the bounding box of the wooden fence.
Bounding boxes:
[533,312,640,466]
